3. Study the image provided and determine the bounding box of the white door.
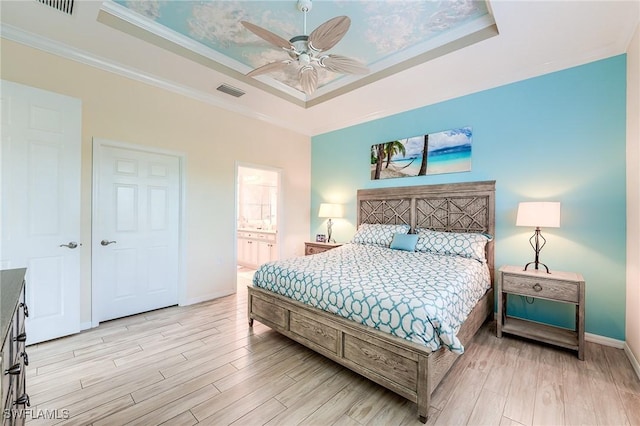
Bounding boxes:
[93,140,181,323]
[0,80,82,344]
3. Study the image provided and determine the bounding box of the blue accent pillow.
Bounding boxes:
[390,233,419,251]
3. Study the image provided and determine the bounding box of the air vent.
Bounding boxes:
[216,84,245,98]
[36,0,75,15]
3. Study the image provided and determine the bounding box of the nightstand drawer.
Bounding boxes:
[503,274,578,303]
[305,245,326,255]
[304,242,342,256]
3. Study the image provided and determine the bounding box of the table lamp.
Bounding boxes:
[516,201,561,273]
[318,203,343,243]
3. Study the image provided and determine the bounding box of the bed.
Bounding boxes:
[247,181,495,422]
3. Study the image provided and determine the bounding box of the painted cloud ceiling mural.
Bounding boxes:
[106,0,496,103]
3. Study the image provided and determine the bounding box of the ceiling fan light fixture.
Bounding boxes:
[299,53,311,66]
[241,0,368,96]
[288,35,308,57]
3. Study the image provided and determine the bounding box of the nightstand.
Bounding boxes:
[497,265,585,360]
[304,241,342,256]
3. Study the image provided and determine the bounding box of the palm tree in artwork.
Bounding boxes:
[371,143,385,179]
[418,134,429,176]
[384,141,406,169]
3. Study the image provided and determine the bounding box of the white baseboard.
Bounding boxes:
[585,332,625,349]
[624,343,640,380]
[181,289,235,306]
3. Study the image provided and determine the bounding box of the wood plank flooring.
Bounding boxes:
[22,271,640,425]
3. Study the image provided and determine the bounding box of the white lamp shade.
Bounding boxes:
[318,203,344,218]
[516,202,561,228]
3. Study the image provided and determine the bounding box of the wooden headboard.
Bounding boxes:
[357,181,496,282]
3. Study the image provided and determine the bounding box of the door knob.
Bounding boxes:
[101,240,117,246]
[59,242,79,249]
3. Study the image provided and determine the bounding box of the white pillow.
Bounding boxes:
[351,223,410,247]
[415,228,492,262]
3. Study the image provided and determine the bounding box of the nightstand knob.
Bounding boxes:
[533,283,543,292]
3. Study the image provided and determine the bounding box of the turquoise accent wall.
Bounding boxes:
[311,55,627,341]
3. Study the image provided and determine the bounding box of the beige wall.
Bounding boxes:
[0,39,311,325]
[626,23,640,369]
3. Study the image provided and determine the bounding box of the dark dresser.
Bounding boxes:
[1,268,29,425]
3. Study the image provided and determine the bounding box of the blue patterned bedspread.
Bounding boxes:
[252,243,491,354]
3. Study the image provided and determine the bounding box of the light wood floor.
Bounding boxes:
[24,272,640,425]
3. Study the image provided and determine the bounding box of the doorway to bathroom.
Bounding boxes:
[236,164,281,291]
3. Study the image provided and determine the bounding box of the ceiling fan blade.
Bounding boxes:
[308,16,351,52]
[299,66,318,95]
[319,54,369,75]
[247,60,292,77]
[241,21,293,50]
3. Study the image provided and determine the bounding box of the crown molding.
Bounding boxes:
[0,24,311,136]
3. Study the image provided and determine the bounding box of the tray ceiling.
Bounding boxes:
[1,1,637,136]
[98,0,498,106]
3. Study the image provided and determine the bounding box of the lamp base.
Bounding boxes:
[524,228,551,273]
[326,218,334,243]
[523,261,550,273]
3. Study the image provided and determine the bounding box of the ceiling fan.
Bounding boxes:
[241,0,369,95]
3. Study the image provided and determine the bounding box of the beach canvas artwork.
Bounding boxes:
[370,127,472,180]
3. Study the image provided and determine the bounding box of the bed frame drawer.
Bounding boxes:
[290,312,339,354]
[251,295,287,328]
[343,334,418,391]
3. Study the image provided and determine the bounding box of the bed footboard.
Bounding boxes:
[247,285,493,423]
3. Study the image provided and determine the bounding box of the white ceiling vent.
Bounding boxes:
[216,84,245,98]
[36,0,74,15]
